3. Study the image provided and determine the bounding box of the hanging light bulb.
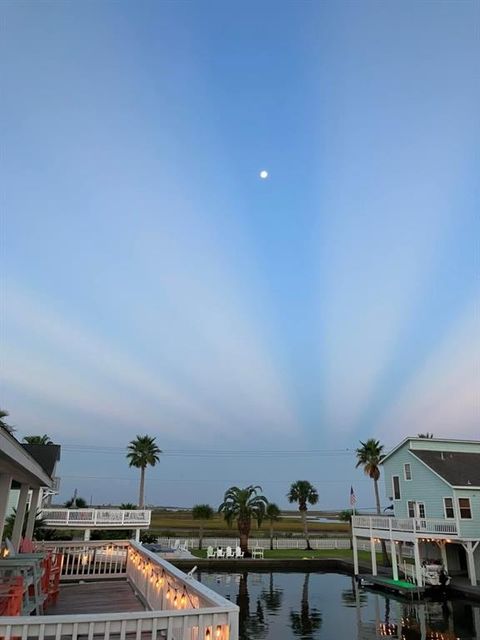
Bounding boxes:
[216,625,222,638]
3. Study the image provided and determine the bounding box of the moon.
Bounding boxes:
[259,170,269,179]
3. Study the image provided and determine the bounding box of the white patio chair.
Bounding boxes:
[216,547,226,559]
[172,539,180,551]
[206,546,216,559]
[235,546,244,559]
[225,546,235,559]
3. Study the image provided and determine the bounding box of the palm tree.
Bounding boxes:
[287,481,319,550]
[355,438,389,565]
[265,503,281,550]
[192,504,214,550]
[65,495,88,508]
[23,434,52,445]
[218,485,269,556]
[289,573,322,638]
[0,409,15,434]
[126,435,161,508]
[120,503,137,510]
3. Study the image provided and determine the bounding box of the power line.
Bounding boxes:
[61,445,357,458]
[61,474,370,484]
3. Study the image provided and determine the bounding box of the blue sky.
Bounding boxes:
[1,1,479,509]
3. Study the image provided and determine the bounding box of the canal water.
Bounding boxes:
[197,570,480,640]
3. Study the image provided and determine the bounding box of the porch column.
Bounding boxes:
[11,483,29,551]
[464,541,479,586]
[352,534,359,575]
[25,487,42,540]
[370,537,377,576]
[84,528,91,541]
[390,540,398,581]
[0,474,13,543]
[439,542,448,573]
[135,529,141,543]
[413,539,423,586]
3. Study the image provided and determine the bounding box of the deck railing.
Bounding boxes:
[35,540,129,580]
[39,508,151,528]
[352,515,458,536]
[0,541,239,640]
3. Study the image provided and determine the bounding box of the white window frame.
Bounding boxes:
[407,500,415,518]
[458,497,472,520]
[403,463,412,481]
[416,502,426,519]
[392,475,401,500]
[443,497,455,519]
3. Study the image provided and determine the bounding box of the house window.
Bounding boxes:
[404,463,412,481]
[407,501,415,518]
[417,503,426,518]
[392,476,401,500]
[444,497,455,519]
[458,498,472,519]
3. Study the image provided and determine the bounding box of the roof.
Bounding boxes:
[381,437,480,464]
[411,450,480,488]
[22,444,61,478]
[0,430,54,488]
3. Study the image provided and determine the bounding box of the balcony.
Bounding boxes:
[352,515,458,539]
[0,540,239,640]
[39,508,151,529]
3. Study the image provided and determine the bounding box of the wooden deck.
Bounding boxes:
[46,580,145,615]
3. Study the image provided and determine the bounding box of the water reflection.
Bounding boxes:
[260,572,283,614]
[236,572,268,640]
[197,570,480,640]
[289,573,322,639]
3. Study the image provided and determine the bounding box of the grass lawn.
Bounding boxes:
[150,510,349,537]
[191,548,382,563]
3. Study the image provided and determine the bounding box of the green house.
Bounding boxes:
[352,437,480,587]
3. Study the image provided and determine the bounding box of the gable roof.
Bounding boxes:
[411,450,480,488]
[381,437,480,464]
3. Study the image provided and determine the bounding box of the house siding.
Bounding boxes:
[382,442,454,520]
[452,487,480,538]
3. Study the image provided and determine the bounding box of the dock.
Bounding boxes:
[358,574,424,599]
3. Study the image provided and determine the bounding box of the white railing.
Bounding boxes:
[352,515,458,536]
[36,540,129,580]
[154,537,351,550]
[1,540,239,640]
[39,508,151,528]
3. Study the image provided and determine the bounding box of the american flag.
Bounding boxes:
[350,486,357,507]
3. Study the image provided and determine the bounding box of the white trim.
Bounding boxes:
[453,485,480,489]
[392,475,401,500]
[403,463,412,481]
[443,497,455,520]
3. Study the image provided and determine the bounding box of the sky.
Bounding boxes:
[1,0,479,510]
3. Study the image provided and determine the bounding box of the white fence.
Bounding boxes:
[39,508,151,528]
[155,537,352,550]
[0,541,239,640]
